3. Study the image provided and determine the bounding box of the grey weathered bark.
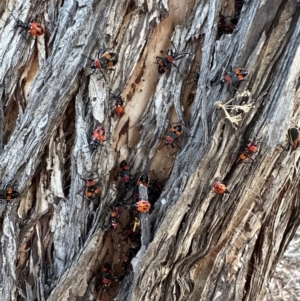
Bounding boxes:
[0,0,300,301]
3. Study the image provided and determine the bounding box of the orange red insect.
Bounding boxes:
[90,126,106,150]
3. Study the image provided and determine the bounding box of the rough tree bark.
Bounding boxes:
[0,0,300,300]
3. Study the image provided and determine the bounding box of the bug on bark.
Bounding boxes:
[90,126,106,151]
[101,262,117,289]
[109,217,121,231]
[118,160,133,189]
[219,67,248,85]
[236,138,260,164]
[134,200,151,213]
[81,177,101,200]
[0,184,20,202]
[213,182,230,194]
[110,91,125,118]
[82,48,118,75]
[8,9,45,37]
[159,123,183,150]
[156,40,190,75]
[132,174,151,213]
[17,20,45,36]
[103,205,123,231]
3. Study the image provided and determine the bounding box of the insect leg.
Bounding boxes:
[174,52,191,60]
[172,63,182,76]
[173,140,181,149]
[155,56,164,64]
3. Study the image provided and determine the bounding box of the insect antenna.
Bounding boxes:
[82,53,94,62]
[99,69,108,83]
[109,89,121,99]
[169,38,178,53]
[6,8,18,22]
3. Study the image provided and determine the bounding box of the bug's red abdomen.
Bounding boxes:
[95,59,101,69]
[248,144,257,153]
[167,54,174,63]
[115,106,125,116]
[29,23,45,36]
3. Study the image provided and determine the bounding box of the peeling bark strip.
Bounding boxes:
[0,0,300,300]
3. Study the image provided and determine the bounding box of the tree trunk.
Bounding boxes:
[0,0,300,300]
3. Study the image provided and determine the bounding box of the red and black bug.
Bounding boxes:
[8,9,45,37]
[83,48,118,75]
[118,160,133,188]
[16,19,45,36]
[115,98,125,118]
[109,204,122,218]
[81,177,101,200]
[90,126,106,150]
[159,123,183,150]
[106,205,122,231]
[133,174,151,213]
[219,67,248,85]
[110,92,125,118]
[0,185,20,202]
[109,217,120,231]
[101,263,116,288]
[135,200,151,213]
[102,262,112,273]
[156,40,190,75]
[213,182,230,194]
[236,138,260,163]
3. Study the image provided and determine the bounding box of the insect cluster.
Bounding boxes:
[90,160,166,298]
[3,1,300,300]
[0,0,247,275]
[213,126,300,195]
[0,11,47,205]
